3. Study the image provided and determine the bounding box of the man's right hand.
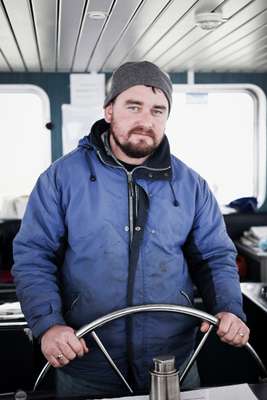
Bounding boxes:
[41,325,89,367]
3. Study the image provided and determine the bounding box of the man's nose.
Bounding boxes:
[139,109,153,129]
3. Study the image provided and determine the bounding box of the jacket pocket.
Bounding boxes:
[179,289,194,307]
[64,294,80,318]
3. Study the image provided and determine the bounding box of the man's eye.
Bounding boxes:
[153,109,163,115]
[128,106,140,112]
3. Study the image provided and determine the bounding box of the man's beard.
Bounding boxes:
[110,123,159,159]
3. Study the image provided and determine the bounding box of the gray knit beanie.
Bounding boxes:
[104,61,172,112]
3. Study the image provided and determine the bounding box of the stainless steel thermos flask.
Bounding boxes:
[150,355,180,400]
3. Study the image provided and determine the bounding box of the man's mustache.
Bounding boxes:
[128,126,155,138]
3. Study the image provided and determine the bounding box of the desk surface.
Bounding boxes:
[251,382,267,398]
[235,243,267,281]
[241,282,267,314]
[235,241,267,258]
[0,384,267,400]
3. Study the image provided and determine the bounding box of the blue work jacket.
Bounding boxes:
[12,119,245,389]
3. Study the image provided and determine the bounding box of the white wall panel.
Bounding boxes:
[88,0,143,72]
[123,0,199,64]
[0,0,267,73]
[0,2,25,71]
[165,0,267,71]
[72,0,114,72]
[31,0,58,71]
[2,0,40,71]
[57,0,86,71]
[103,0,171,71]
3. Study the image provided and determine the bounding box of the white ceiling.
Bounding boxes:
[1,0,267,73]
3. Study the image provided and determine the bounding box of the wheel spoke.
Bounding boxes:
[90,330,133,393]
[180,325,214,384]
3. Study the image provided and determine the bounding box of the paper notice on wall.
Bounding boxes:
[62,73,105,154]
[62,104,104,154]
[70,73,105,108]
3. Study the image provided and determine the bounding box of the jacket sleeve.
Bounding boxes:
[12,167,67,338]
[183,177,246,321]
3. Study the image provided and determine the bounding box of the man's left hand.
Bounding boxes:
[200,312,250,347]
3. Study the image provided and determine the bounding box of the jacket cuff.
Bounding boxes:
[212,303,247,322]
[31,312,66,338]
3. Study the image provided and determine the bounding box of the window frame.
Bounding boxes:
[0,84,51,215]
[0,83,51,126]
[169,83,267,207]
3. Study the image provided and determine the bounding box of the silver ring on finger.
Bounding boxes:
[238,332,245,337]
[56,353,64,360]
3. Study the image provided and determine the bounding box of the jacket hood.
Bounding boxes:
[78,118,179,205]
[78,119,109,150]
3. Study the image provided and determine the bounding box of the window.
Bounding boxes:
[166,84,266,208]
[0,85,51,219]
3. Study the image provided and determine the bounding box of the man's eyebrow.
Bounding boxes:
[153,105,167,111]
[125,99,167,110]
[125,99,143,106]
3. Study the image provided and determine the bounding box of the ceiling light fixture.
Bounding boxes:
[195,11,226,31]
[88,11,107,20]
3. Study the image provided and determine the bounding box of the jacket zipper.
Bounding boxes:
[127,172,134,245]
[96,149,170,246]
[96,150,135,244]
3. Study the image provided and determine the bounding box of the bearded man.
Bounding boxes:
[12,61,249,398]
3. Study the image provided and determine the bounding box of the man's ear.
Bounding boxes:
[104,103,113,123]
